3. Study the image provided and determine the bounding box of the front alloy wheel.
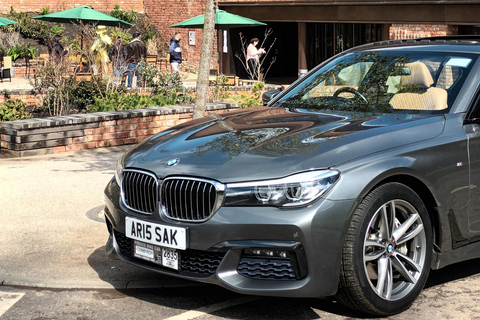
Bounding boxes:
[337,182,433,316]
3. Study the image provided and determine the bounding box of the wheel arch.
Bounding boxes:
[363,174,441,253]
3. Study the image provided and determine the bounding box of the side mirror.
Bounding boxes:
[262,89,281,106]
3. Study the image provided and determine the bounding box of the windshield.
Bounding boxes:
[275,50,477,114]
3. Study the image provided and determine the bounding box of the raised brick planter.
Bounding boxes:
[0,102,240,157]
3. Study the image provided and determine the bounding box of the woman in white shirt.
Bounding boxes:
[246,38,265,79]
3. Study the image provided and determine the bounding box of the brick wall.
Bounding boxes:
[0,103,240,157]
[0,1,144,14]
[145,0,218,70]
[0,91,38,106]
[2,1,462,77]
[2,0,217,71]
[390,24,458,40]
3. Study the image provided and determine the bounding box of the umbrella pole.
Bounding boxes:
[81,23,84,50]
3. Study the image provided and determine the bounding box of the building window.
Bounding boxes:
[307,23,383,69]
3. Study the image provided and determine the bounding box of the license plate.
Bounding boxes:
[125,217,187,250]
[134,241,180,270]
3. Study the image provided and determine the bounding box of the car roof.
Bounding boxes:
[352,37,480,54]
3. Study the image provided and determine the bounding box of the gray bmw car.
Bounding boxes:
[104,37,480,316]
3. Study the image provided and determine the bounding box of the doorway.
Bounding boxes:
[225,22,384,82]
[228,22,298,81]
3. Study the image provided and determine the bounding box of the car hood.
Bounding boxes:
[123,106,445,182]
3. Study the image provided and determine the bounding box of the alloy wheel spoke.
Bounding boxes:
[364,240,386,261]
[392,213,419,243]
[395,251,422,274]
[385,258,393,300]
[376,257,393,299]
[392,254,418,284]
[396,223,424,246]
[379,201,394,240]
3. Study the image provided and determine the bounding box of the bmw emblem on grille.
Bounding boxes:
[165,158,180,167]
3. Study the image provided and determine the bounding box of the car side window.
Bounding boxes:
[467,92,480,121]
[437,65,463,90]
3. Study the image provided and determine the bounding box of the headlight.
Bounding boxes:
[224,169,340,207]
[114,156,125,185]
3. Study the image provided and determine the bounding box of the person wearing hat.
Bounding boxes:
[90,26,112,74]
[126,31,146,89]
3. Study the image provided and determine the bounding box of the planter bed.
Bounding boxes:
[0,102,240,157]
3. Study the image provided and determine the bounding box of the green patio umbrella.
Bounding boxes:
[0,17,17,26]
[33,6,133,28]
[33,6,132,49]
[169,9,266,29]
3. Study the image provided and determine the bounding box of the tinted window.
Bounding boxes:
[275,51,477,114]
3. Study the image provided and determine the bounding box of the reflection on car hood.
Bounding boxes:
[123,106,445,182]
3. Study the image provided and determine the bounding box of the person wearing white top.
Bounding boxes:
[246,38,265,79]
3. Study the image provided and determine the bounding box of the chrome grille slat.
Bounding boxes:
[137,174,143,211]
[179,180,185,219]
[121,170,224,221]
[195,181,200,220]
[161,177,224,222]
[122,170,158,214]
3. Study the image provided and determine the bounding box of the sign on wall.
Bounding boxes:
[189,29,195,46]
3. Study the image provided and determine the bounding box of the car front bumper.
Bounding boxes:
[104,177,356,298]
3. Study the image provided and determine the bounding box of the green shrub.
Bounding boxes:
[210,75,231,102]
[70,79,109,112]
[0,97,30,122]
[139,61,194,104]
[239,82,265,108]
[110,5,138,24]
[40,7,49,15]
[6,43,37,61]
[87,91,178,113]
[7,6,65,44]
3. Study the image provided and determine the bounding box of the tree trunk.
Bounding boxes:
[193,0,216,119]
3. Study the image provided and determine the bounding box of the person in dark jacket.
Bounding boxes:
[48,35,68,62]
[126,32,146,89]
[169,32,182,73]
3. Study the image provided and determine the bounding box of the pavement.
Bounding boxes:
[0,75,287,291]
[0,77,35,91]
[0,146,195,290]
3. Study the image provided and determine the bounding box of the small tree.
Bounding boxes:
[34,58,76,116]
[235,28,277,81]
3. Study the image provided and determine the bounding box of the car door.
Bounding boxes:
[464,91,480,237]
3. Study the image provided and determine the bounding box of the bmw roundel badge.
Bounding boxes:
[165,158,180,167]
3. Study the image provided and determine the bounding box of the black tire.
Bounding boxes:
[336,182,433,316]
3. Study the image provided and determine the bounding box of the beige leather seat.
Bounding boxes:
[390,62,448,110]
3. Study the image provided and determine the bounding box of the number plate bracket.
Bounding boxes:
[133,240,180,270]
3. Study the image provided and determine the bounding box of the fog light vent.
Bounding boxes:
[237,257,296,280]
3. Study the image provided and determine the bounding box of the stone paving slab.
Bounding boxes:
[0,146,193,290]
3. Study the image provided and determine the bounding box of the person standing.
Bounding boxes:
[108,37,128,85]
[90,26,112,75]
[48,35,68,62]
[126,32,147,89]
[169,32,182,73]
[246,38,265,80]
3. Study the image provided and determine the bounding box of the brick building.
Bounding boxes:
[2,0,480,81]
